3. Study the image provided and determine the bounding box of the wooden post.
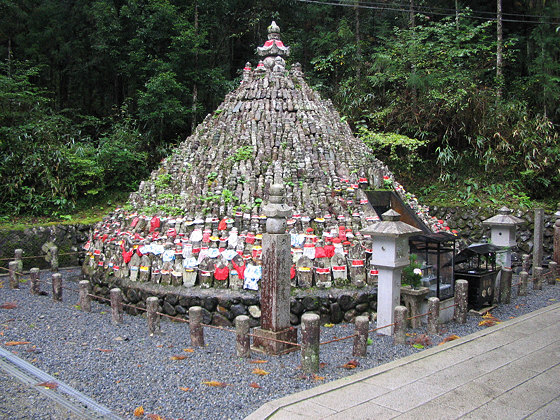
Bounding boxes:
[533,208,544,269]
[500,268,512,304]
[52,273,62,301]
[547,261,557,285]
[533,266,543,290]
[14,249,23,272]
[301,313,320,373]
[29,268,40,295]
[454,280,468,324]
[393,305,408,345]
[235,315,250,358]
[78,280,91,312]
[50,245,59,272]
[147,297,160,335]
[353,316,369,357]
[110,288,124,324]
[521,254,531,273]
[189,306,204,347]
[518,271,529,296]
[8,261,19,289]
[427,297,440,335]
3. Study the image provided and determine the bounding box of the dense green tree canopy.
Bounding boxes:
[1,0,559,215]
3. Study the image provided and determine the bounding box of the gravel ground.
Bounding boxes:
[0,269,558,420]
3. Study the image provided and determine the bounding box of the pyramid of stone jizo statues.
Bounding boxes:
[83,22,448,290]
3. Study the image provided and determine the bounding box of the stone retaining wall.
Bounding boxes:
[0,224,89,270]
[90,276,377,327]
[430,206,556,262]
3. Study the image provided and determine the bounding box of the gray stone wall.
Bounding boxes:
[430,206,556,262]
[0,224,89,270]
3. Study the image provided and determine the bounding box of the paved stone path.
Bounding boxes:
[246,303,560,419]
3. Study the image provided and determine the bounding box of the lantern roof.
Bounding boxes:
[360,209,421,238]
[482,206,524,227]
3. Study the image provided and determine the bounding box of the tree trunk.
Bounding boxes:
[355,1,362,85]
[191,1,199,134]
[455,0,460,31]
[409,0,415,28]
[496,0,503,99]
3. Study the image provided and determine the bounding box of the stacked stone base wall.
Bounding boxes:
[90,275,377,327]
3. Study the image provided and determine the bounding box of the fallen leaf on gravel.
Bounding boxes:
[170,355,187,360]
[202,380,228,387]
[179,386,191,392]
[183,348,194,353]
[515,305,520,309]
[0,302,17,309]
[156,344,164,348]
[438,335,460,345]
[312,374,325,381]
[252,368,269,376]
[341,360,359,369]
[5,341,30,346]
[478,319,498,327]
[36,382,58,390]
[249,360,268,364]
[319,362,328,368]
[31,358,37,363]
[96,348,113,353]
[146,415,163,420]
[413,343,424,349]
[249,382,261,389]
[323,323,334,328]
[133,406,144,417]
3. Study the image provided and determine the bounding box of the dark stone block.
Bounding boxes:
[302,296,319,311]
[126,289,140,303]
[330,302,343,324]
[211,313,233,328]
[165,294,179,306]
[230,304,248,318]
[290,313,300,325]
[217,297,232,309]
[175,305,187,315]
[355,303,369,313]
[163,301,176,316]
[201,308,212,325]
[180,296,201,308]
[356,292,369,305]
[290,300,304,315]
[249,317,261,328]
[203,297,218,312]
[338,294,355,311]
[344,309,357,323]
[241,296,259,306]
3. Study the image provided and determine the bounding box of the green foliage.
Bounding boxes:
[229,145,254,162]
[402,254,423,289]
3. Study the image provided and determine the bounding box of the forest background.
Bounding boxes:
[1,0,559,224]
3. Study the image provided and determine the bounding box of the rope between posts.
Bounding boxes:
[246,333,302,348]
[440,303,458,311]
[320,333,357,346]
[0,251,85,261]
[407,311,430,321]
[368,322,396,333]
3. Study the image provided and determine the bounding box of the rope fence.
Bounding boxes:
[2,253,559,374]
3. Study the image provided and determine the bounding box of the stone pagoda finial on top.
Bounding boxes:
[257,21,290,58]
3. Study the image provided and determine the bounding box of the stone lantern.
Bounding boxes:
[482,206,523,269]
[360,209,421,335]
